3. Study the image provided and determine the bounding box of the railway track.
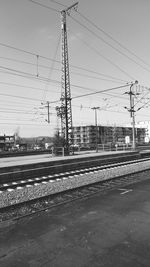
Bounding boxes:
[0,151,140,183]
[1,166,150,222]
[1,156,150,222]
[0,157,150,192]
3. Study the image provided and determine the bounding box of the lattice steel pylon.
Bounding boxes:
[60,2,78,155]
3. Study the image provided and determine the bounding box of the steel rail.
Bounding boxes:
[1,167,150,222]
[0,157,150,192]
[0,152,143,184]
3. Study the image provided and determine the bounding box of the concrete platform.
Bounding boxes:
[1,176,150,266]
[0,150,136,169]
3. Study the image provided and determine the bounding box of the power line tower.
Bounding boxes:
[91,107,100,153]
[124,81,138,149]
[60,2,78,155]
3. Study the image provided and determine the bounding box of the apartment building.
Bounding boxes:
[72,125,146,148]
[0,135,15,151]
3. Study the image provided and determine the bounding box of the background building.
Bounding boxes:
[72,125,146,149]
[0,135,15,151]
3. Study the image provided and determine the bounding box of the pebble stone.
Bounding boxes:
[0,160,150,208]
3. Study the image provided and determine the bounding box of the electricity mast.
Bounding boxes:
[124,81,138,150]
[91,107,100,153]
[60,2,78,155]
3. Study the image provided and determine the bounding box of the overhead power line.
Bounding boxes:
[27,0,60,12]
[0,81,60,94]
[71,66,128,83]
[42,33,61,101]
[134,91,150,108]
[0,122,56,126]
[0,99,36,108]
[0,92,60,103]
[26,1,150,75]
[0,65,128,96]
[70,14,150,75]
[72,83,135,100]
[0,56,126,84]
[48,0,66,8]
[78,11,150,70]
[20,83,131,105]
[0,42,37,57]
[0,42,128,82]
[69,29,135,80]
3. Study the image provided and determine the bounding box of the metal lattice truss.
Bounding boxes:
[60,3,78,152]
[61,10,72,149]
[133,84,150,110]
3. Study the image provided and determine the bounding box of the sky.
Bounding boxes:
[0,0,150,137]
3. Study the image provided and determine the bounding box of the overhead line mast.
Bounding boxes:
[60,2,78,155]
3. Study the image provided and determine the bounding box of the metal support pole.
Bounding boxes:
[130,84,136,150]
[41,101,50,123]
[124,81,138,151]
[60,2,78,155]
[47,101,50,124]
[91,107,100,153]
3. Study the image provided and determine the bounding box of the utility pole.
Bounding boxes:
[91,107,100,153]
[55,106,63,135]
[130,84,136,150]
[124,81,138,150]
[41,101,50,123]
[60,2,78,155]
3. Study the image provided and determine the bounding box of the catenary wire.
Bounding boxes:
[0,65,129,95]
[42,33,61,101]
[48,0,66,8]
[0,92,60,103]
[0,81,61,94]
[0,56,126,84]
[72,83,135,100]
[74,12,150,74]
[68,28,135,80]
[27,0,60,12]
[0,43,128,82]
[78,11,150,70]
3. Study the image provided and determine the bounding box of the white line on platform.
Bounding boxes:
[120,189,133,195]
[7,188,14,192]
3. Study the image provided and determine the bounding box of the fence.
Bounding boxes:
[98,144,132,152]
[51,147,65,157]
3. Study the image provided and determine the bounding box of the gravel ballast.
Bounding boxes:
[0,159,150,208]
